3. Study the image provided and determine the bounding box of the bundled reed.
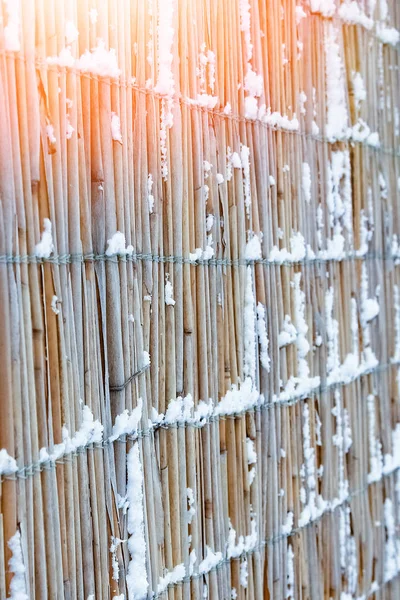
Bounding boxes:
[0,0,400,598]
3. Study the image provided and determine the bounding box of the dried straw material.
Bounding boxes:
[0,0,400,598]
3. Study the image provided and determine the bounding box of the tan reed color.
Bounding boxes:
[0,0,400,599]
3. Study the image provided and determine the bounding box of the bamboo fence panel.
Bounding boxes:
[0,0,399,598]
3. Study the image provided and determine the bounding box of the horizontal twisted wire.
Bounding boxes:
[1,358,397,483]
[110,363,150,392]
[0,250,397,267]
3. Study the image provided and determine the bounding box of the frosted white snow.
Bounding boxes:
[325,287,341,384]
[219,517,257,562]
[268,232,306,264]
[147,174,155,213]
[338,2,374,30]
[126,443,148,599]
[4,0,21,52]
[298,403,327,527]
[352,72,366,110]
[46,124,57,145]
[324,24,350,142]
[154,0,175,96]
[392,286,400,363]
[245,233,262,260]
[165,277,176,306]
[360,263,379,329]
[278,274,320,402]
[187,487,196,523]
[338,506,357,595]
[325,289,376,385]
[367,394,383,483]
[263,110,300,131]
[282,512,294,535]
[110,536,123,582]
[35,218,54,258]
[239,0,253,61]
[109,399,143,442]
[244,66,263,120]
[143,350,151,367]
[383,499,400,582]
[190,94,219,109]
[246,438,257,485]
[157,564,186,594]
[376,25,400,46]
[159,378,260,430]
[286,544,294,598]
[243,267,257,381]
[231,151,242,169]
[159,393,213,427]
[89,8,98,24]
[198,546,223,575]
[0,449,18,476]
[206,214,214,232]
[244,95,259,121]
[331,389,352,506]
[295,5,307,23]
[246,438,257,465]
[77,41,121,78]
[189,549,197,576]
[350,119,380,147]
[65,21,79,44]
[105,232,134,257]
[228,149,242,173]
[299,91,307,115]
[163,394,195,425]
[189,248,203,262]
[382,424,400,476]
[224,102,232,115]
[240,559,248,588]
[203,160,212,179]
[111,112,123,143]
[7,531,28,600]
[47,47,75,68]
[256,303,270,371]
[278,315,297,348]
[240,145,251,217]
[39,405,103,465]
[197,44,216,94]
[310,0,336,17]
[66,116,75,139]
[215,377,261,417]
[47,40,120,77]
[159,96,174,179]
[356,210,372,257]
[301,162,311,204]
[51,295,60,315]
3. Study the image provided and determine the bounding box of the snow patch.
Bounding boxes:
[35,218,54,259]
[7,531,28,600]
[126,443,148,599]
[105,232,134,257]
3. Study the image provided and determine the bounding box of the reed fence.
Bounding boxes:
[0,0,400,598]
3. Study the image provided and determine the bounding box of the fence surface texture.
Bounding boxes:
[0,0,400,598]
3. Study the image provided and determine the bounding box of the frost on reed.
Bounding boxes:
[126,444,148,599]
